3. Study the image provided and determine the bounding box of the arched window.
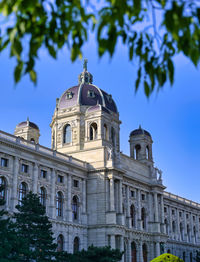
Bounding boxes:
[183,251,186,261]
[40,187,46,207]
[134,144,141,160]
[57,234,64,252]
[63,124,72,144]
[172,221,176,233]
[111,127,116,146]
[194,226,196,243]
[187,224,190,242]
[130,204,135,227]
[72,195,79,221]
[141,207,146,230]
[73,237,80,253]
[142,243,148,262]
[104,124,108,140]
[146,146,149,159]
[90,122,97,140]
[52,131,55,149]
[30,138,35,143]
[56,191,63,217]
[165,219,169,234]
[0,177,6,201]
[180,223,184,241]
[131,242,137,262]
[19,182,27,202]
[167,249,171,254]
[190,252,193,262]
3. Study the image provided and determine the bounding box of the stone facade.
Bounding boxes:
[0,63,199,261]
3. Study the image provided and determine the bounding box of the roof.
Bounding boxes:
[58,83,118,113]
[130,126,151,138]
[16,121,39,130]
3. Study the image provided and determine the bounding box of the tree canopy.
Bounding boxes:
[0,0,200,96]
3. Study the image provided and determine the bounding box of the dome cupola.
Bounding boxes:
[14,117,40,143]
[129,125,153,165]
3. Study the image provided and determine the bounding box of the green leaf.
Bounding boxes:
[135,67,141,93]
[167,59,174,85]
[29,70,37,84]
[14,61,23,83]
[144,80,150,97]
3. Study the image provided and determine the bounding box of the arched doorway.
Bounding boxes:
[131,242,137,262]
[143,243,147,262]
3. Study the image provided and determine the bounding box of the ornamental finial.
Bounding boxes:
[83,58,88,71]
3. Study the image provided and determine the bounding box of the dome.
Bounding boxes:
[57,60,118,113]
[130,125,151,138]
[16,118,39,130]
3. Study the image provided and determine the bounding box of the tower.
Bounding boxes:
[129,125,153,165]
[50,60,121,164]
[14,118,40,143]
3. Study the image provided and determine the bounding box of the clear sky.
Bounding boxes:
[0,36,200,203]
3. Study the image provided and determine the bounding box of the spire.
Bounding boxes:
[78,59,93,85]
[83,58,88,71]
[27,117,30,126]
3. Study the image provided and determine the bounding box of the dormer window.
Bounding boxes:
[66,92,73,100]
[87,90,95,98]
[107,94,112,103]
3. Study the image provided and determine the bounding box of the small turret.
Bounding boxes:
[14,117,40,143]
[129,125,153,165]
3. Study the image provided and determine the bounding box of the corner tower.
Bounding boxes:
[129,125,153,166]
[50,60,121,163]
[14,118,40,143]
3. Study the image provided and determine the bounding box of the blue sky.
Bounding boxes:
[0,37,200,203]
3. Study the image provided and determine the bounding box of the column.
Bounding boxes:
[119,180,122,213]
[12,156,19,210]
[106,178,110,211]
[183,211,187,242]
[32,163,39,194]
[120,236,124,262]
[139,242,143,262]
[82,179,86,213]
[109,176,115,211]
[110,235,116,249]
[137,189,141,230]
[169,206,172,238]
[155,242,160,257]
[160,194,165,233]
[50,168,56,219]
[67,174,72,222]
[154,192,159,222]
[190,213,194,243]
[176,208,180,241]
[127,240,132,262]
[126,185,131,228]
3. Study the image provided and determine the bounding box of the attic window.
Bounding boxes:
[107,94,112,103]
[87,90,95,98]
[66,92,73,100]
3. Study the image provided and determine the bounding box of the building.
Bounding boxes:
[0,61,200,262]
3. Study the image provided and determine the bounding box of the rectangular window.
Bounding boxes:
[179,212,182,217]
[164,207,167,213]
[186,214,189,219]
[131,190,135,198]
[41,170,47,179]
[172,209,175,215]
[57,175,63,183]
[21,164,28,173]
[141,193,145,200]
[1,158,8,167]
[73,179,79,188]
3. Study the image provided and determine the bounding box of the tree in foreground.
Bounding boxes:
[195,250,200,262]
[0,185,23,261]
[151,253,184,262]
[1,0,200,96]
[14,192,57,261]
[66,245,123,262]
